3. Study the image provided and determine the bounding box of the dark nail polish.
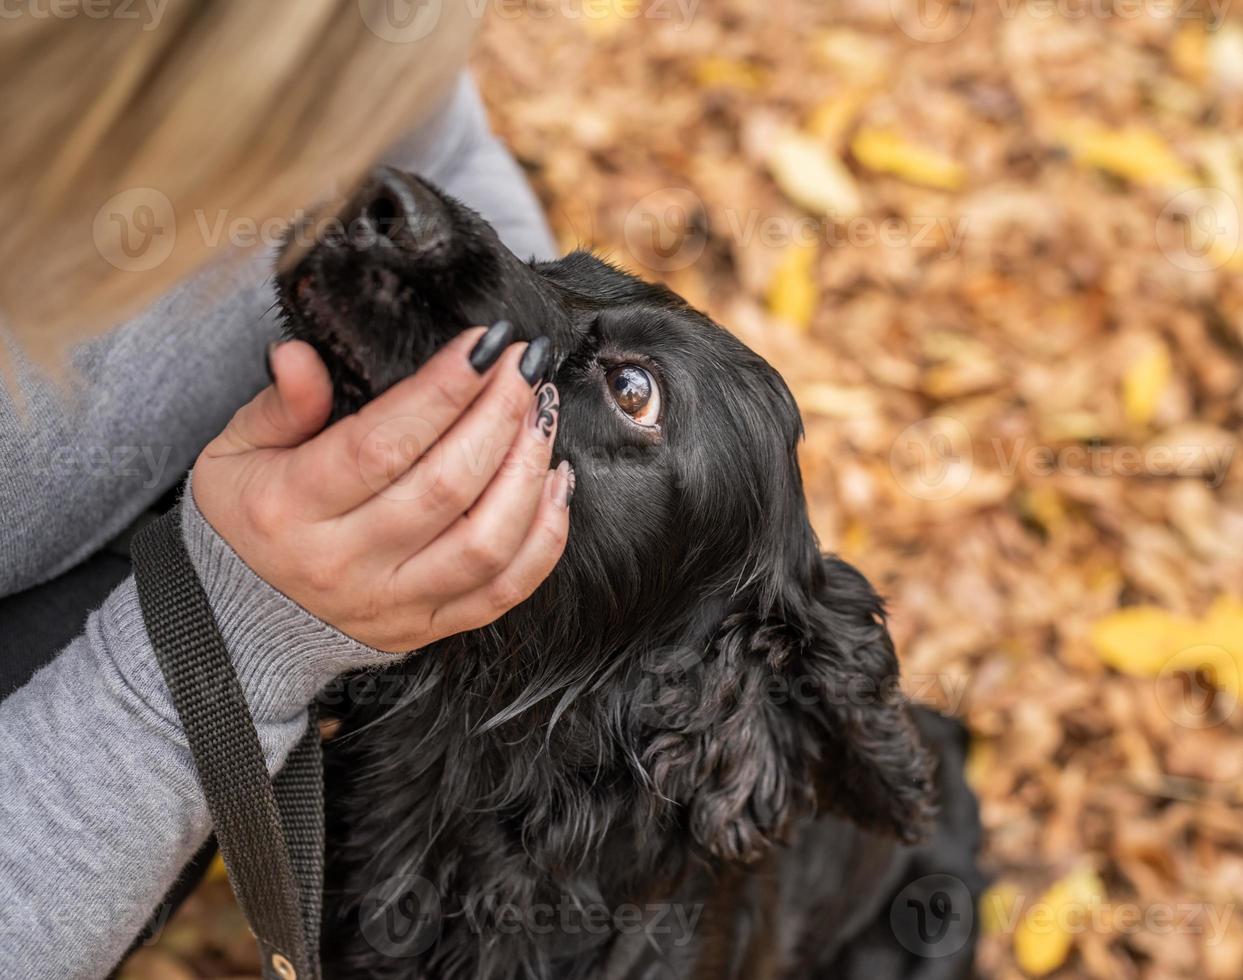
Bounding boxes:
[519,336,552,386]
[469,320,514,373]
[264,341,278,384]
[532,383,559,441]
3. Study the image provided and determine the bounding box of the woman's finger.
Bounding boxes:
[203,340,333,456]
[286,323,511,517]
[336,339,550,556]
[395,382,560,591]
[421,461,573,643]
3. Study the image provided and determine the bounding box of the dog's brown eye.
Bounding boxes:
[606,365,661,427]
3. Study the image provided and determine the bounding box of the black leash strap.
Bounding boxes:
[131,506,322,980]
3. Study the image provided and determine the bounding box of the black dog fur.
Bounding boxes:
[276,169,985,979]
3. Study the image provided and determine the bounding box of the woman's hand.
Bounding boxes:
[192,322,572,653]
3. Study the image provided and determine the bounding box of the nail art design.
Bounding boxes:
[469,320,514,373]
[532,383,559,441]
[519,336,552,386]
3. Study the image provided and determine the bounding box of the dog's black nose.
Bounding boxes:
[351,167,449,253]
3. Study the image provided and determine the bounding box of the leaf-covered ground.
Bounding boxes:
[128,2,1243,977]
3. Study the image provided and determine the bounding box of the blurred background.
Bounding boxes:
[124,1,1243,977]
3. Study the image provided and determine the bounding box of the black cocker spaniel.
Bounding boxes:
[276,168,986,980]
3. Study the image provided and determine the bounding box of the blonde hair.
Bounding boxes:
[0,0,477,361]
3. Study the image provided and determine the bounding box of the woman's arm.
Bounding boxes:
[0,71,555,597]
[0,495,391,980]
[1,330,571,979]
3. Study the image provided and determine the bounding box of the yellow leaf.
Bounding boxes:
[851,127,967,191]
[1088,599,1243,699]
[767,128,863,218]
[205,852,228,883]
[838,520,870,559]
[766,243,819,332]
[1122,339,1172,427]
[580,0,641,37]
[1089,606,1194,677]
[806,88,871,146]
[693,57,765,90]
[1021,486,1067,534]
[1056,120,1195,188]
[1185,596,1243,699]
[1014,865,1105,977]
[1171,23,1209,83]
[1039,410,1103,443]
[964,737,995,794]
[813,29,891,85]
[981,881,1023,937]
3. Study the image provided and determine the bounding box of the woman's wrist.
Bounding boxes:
[180,474,397,724]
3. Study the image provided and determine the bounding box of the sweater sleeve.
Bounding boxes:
[0,486,398,980]
[0,70,554,599]
[0,68,553,977]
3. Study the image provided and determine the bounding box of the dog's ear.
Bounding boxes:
[640,554,935,865]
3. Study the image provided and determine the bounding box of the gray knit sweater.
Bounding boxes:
[0,73,556,979]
